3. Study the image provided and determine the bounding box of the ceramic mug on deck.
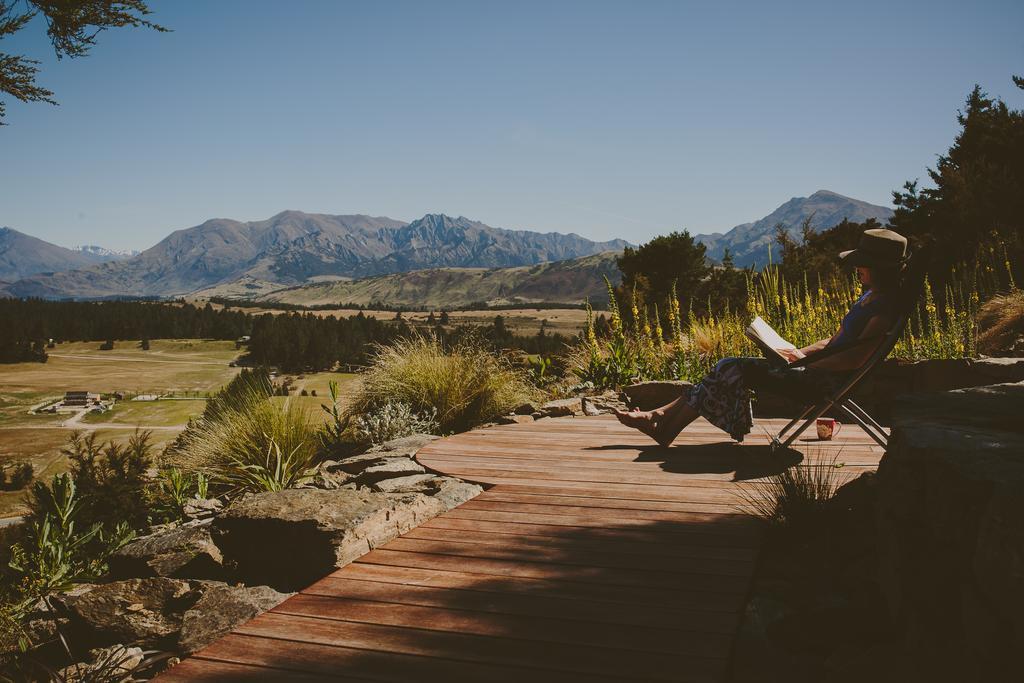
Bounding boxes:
[816,418,842,440]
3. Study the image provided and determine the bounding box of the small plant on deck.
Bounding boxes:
[735,452,846,533]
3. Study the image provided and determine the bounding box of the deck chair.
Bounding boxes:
[769,249,929,450]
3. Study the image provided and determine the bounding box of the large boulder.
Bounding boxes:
[875,380,1024,682]
[53,579,289,654]
[213,488,450,590]
[178,583,290,654]
[54,578,198,649]
[108,522,223,580]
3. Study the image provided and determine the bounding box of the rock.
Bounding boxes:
[539,397,583,418]
[58,645,145,682]
[365,433,439,456]
[178,583,290,654]
[329,433,438,476]
[108,522,223,580]
[970,357,1024,383]
[426,477,484,510]
[18,599,64,649]
[182,498,223,520]
[371,473,438,493]
[54,578,198,649]
[513,402,539,415]
[876,380,1024,681]
[622,381,692,411]
[330,451,395,474]
[314,460,355,489]
[213,488,450,590]
[496,414,534,425]
[357,458,427,484]
[582,391,628,415]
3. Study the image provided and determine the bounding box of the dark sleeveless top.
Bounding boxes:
[827,290,893,348]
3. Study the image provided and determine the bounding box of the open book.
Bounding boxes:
[745,316,805,367]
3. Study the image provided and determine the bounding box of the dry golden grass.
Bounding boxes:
[977,289,1024,356]
[348,335,539,433]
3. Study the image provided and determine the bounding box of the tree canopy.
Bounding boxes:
[616,230,710,311]
[890,78,1024,288]
[0,0,167,123]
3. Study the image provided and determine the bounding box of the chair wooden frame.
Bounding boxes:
[769,250,928,451]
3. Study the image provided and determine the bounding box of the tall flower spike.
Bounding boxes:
[603,276,622,332]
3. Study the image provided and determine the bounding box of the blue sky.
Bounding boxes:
[1,0,1022,250]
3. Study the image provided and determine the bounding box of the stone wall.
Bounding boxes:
[874,380,1024,682]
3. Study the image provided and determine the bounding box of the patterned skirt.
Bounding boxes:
[685,357,845,442]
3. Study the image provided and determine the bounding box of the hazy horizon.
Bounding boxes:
[2,0,1022,251]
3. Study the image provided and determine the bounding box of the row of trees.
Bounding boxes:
[0,299,251,351]
[245,312,403,372]
[245,311,571,372]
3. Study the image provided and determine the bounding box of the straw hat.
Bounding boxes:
[839,228,908,267]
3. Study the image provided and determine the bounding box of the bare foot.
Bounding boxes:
[614,409,673,447]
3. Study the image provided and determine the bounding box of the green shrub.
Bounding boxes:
[217,437,317,493]
[348,335,537,433]
[0,462,33,491]
[153,468,210,521]
[57,430,153,531]
[13,474,134,602]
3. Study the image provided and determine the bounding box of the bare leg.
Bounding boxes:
[655,401,699,445]
[614,394,699,447]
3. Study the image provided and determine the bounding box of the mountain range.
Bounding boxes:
[0,190,894,302]
[693,190,893,267]
[1,213,630,299]
[0,227,124,282]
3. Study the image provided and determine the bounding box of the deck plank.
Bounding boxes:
[166,415,883,682]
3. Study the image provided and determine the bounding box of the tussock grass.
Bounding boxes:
[736,452,846,530]
[977,289,1024,356]
[163,382,318,481]
[348,335,538,434]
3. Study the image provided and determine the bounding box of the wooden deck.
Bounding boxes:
[160,415,885,682]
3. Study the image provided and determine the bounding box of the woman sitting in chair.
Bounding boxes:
[615,228,909,446]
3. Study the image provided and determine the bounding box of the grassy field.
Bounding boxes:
[0,345,364,519]
[0,340,243,519]
[81,399,210,427]
[269,371,360,426]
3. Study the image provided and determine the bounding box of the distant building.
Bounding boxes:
[64,391,101,407]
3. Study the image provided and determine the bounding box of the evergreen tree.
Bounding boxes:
[891,79,1024,290]
[616,230,710,316]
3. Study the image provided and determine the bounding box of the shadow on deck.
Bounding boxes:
[159,415,885,682]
